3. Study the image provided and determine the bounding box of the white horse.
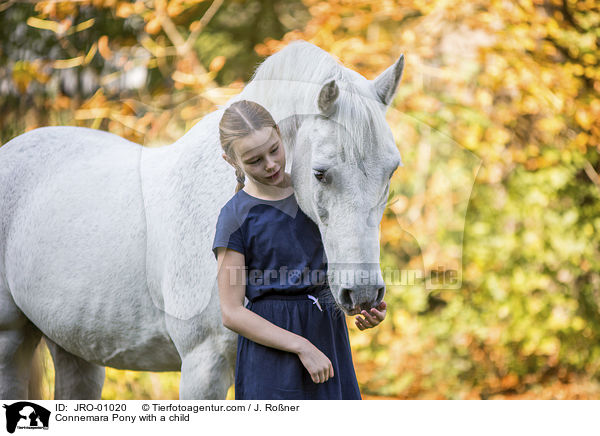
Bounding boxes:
[0,41,404,400]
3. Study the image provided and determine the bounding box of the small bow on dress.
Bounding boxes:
[307,295,323,312]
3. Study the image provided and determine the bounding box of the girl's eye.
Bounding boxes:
[270,146,279,154]
[248,158,260,164]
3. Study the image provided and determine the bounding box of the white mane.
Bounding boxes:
[234,41,390,163]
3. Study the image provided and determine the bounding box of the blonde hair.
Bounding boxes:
[219,100,279,192]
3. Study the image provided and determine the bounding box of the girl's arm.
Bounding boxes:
[216,247,334,383]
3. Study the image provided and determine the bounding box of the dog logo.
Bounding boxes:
[2,402,50,433]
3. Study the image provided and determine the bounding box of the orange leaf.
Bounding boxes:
[145,17,161,35]
[98,35,113,60]
[116,2,135,18]
[209,56,226,72]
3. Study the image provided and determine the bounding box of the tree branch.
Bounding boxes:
[154,1,186,52]
[0,1,15,13]
[183,0,224,54]
[154,0,210,76]
[583,160,600,191]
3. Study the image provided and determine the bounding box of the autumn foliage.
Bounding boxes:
[1,0,599,399]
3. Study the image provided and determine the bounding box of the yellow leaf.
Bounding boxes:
[26,16,58,33]
[575,109,591,130]
[582,53,596,65]
[67,18,95,35]
[53,56,84,69]
[521,95,540,114]
[536,117,564,136]
[172,70,196,85]
[475,89,493,107]
[573,132,589,148]
[84,43,97,65]
[485,126,511,145]
[75,108,111,120]
[180,106,203,120]
[12,61,33,93]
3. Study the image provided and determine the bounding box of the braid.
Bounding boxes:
[235,166,245,192]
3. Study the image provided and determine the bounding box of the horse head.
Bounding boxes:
[289,54,405,314]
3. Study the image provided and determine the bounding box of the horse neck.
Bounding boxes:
[171,110,222,155]
[147,109,232,199]
[164,110,223,174]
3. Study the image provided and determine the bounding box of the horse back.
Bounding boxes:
[0,126,175,367]
[1,126,140,273]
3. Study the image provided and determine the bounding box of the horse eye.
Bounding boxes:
[313,170,327,182]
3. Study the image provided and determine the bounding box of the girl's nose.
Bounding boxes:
[265,157,277,171]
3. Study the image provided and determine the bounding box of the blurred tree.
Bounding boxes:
[261,0,600,397]
[0,0,309,144]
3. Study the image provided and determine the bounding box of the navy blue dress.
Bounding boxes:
[212,189,361,400]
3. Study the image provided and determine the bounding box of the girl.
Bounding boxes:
[213,100,387,400]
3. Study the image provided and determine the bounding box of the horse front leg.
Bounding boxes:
[168,307,237,400]
[179,334,236,400]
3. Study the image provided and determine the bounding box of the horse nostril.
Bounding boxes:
[376,286,386,304]
[340,288,353,307]
[359,301,372,311]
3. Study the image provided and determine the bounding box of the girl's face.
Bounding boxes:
[230,126,286,187]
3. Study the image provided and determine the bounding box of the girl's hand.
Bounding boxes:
[297,340,334,384]
[355,300,387,330]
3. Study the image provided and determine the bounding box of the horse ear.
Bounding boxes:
[318,79,339,116]
[372,54,405,106]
